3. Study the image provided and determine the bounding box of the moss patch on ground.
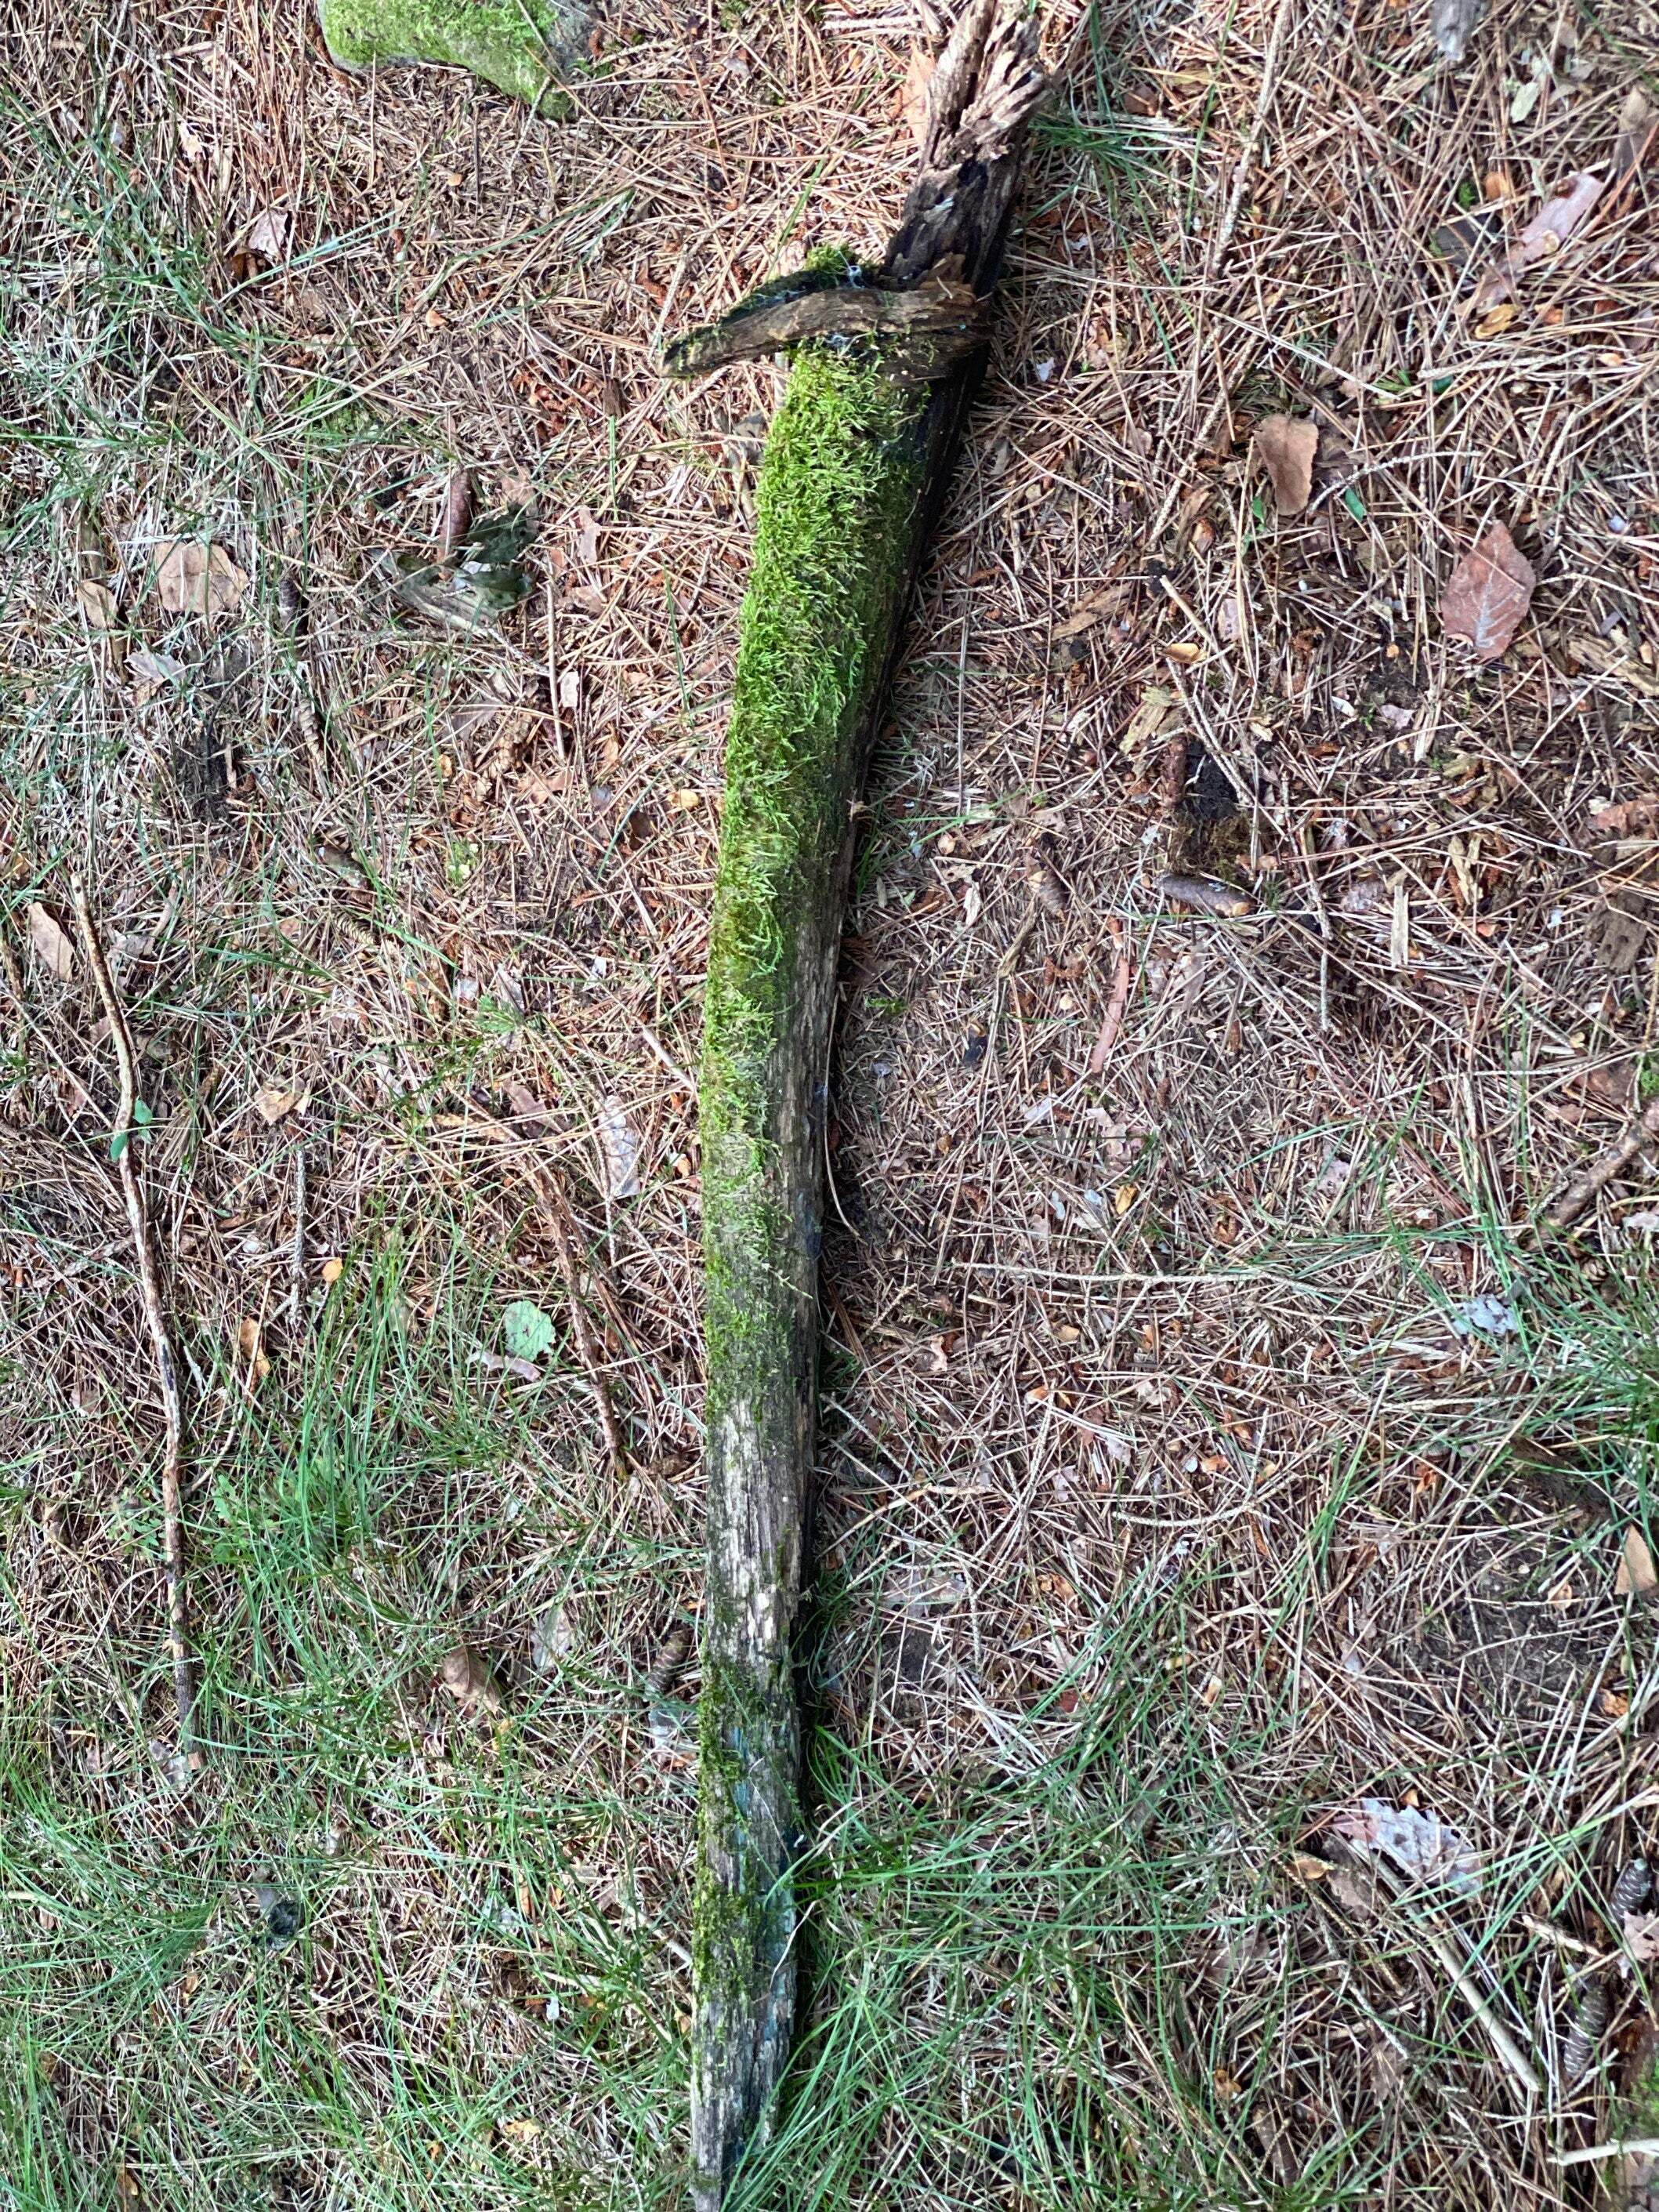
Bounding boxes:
[319,0,591,109]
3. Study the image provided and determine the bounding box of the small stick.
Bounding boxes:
[290,1144,306,1327]
[1544,1096,1659,1233]
[69,876,197,1768]
[1299,825,1332,1033]
[1558,2138,1659,2169]
[468,1103,630,1478]
[1352,1844,1541,2098]
[997,894,1042,979]
[1088,938,1132,1074]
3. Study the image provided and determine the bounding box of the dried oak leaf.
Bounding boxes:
[150,538,248,618]
[1441,523,1534,661]
[28,902,75,982]
[1251,415,1319,517]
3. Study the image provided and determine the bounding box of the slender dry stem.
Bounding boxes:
[68,872,197,1768]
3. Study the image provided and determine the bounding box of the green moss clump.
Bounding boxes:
[318,0,590,110]
[699,346,922,1311]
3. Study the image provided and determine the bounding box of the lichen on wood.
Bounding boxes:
[318,0,591,109]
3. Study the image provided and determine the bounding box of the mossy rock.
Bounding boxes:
[318,0,592,111]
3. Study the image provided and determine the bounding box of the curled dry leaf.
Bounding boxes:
[1616,1524,1658,1597]
[1440,523,1534,662]
[1472,172,1605,313]
[236,1318,270,1386]
[1624,1910,1659,1963]
[1251,415,1319,517]
[150,538,248,618]
[28,902,75,982]
[255,1084,297,1124]
[439,1646,505,1717]
[440,470,473,559]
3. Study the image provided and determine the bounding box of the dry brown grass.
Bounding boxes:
[2,0,1659,2203]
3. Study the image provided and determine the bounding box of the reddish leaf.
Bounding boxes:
[1441,524,1535,662]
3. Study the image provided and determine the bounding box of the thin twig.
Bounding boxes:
[290,1144,306,1328]
[1558,2138,1659,2168]
[69,873,197,1769]
[1543,1096,1659,1233]
[468,1101,631,1478]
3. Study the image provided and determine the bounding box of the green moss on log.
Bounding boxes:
[693,346,926,2206]
[318,0,590,109]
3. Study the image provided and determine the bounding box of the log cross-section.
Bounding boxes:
[679,4,1048,2203]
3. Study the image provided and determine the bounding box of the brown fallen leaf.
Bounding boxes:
[150,538,248,618]
[901,43,936,150]
[1251,415,1319,517]
[254,1084,297,1124]
[28,902,75,983]
[1441,523,1535,661]
[1052,579,1126,646]
[76,578,119,631]
[439,1646,505,1717]
[1616,1525,1658,1598]
[243,205,292,262]
[236,1317,270,1387]
[1472,172,1605,313]
[1121,684,1179,757]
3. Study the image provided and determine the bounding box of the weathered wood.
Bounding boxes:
[664,261,990,385]
[683,5,1046,2203]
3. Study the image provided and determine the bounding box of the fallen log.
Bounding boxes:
[667,5,1048,2202]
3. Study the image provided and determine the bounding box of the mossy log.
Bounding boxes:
[679,4,1046,2203]
[318,0,592,109]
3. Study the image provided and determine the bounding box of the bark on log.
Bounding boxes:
[679,5,1046,2202]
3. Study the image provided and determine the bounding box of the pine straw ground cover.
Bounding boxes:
[2,0,1659,2203]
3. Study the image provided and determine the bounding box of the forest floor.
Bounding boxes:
[3,0,1659,2205]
